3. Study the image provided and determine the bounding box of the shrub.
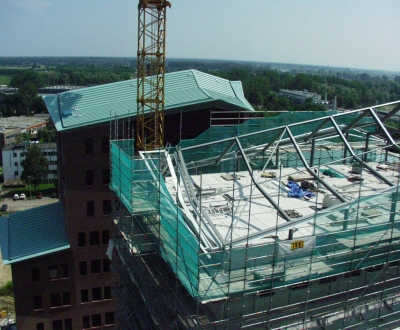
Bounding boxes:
[0,281,13,296]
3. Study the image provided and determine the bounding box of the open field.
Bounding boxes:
[0,76,11,85]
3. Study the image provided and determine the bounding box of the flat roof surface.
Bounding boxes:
[166,160,398,247]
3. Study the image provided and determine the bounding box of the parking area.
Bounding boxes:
[1,196,58,213]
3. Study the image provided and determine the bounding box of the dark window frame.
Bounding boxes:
[92,287,102,301]
[102,230,109,244]
[32,267,40,282]
[87,201,95,217]
[101,136,109,153]
[36,323,44,330]
[92,313,102,327]
[50,293,62,308]
[63,291,71,306]
[85,138,93,154]
[52,320,63,330]
[103,258,111,273]
[86,170,94,186]
[79,261,87,276]
[48,265,59,279]
[60,263,69,278]
[104,286,112,300]
[82,315,90,329]
[34,295,42,310]
[78,232,86,247]
[102,200,112,216]
[105,311,115,325]
[102,168,110,185]
[91,259,101,274]
[65,318,72,330]
[90,231,100,246]
[81,289,89,303]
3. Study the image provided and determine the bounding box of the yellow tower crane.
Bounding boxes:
[136,0,171,152]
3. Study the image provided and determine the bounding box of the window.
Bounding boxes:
[103,259,110,273]
[13,152,17,157]
[90,231,100,246]
[14,162,18,166]
[104,286,112,300]
[105,312,115,325]
[34,295,42,310]
[48,265,59,279]
[87,201,95,217]
[83,315,90,329]
[32,267,40,282]
[85,138,93,154]
[91,260,101,274]
[60,264,69,278]
[78,232,86,247]
[50,293,61,307]
[79,261,87,275]
[81,289,89,303]
[65,318,72,330]
[92,287,102,301]
[86,170,94,186]
[101,136,109,153]
[36,323,44,330]
[52,320,62,330]
[103,200,112,216]
[63,292,71,306]
[102,230,109,244]
[102,169,110,185]
[92,313,102,327]
[14,170,18,176]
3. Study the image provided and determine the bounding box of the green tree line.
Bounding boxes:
[212,67,400,111]
[1,61,400,117]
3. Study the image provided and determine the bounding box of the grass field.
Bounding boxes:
[0,75,11,85]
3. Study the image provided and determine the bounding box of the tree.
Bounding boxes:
[21,145,48,191]
[15,132,31,144]
[37,126,56,142]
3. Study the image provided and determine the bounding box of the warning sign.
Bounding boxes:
[278,236,316,256]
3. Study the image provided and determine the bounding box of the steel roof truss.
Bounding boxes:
[329,117,394,187]
[286,127,346,202]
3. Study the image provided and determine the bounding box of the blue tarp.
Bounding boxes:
[287,181,316,198]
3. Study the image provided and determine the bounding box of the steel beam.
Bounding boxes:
[305,118,331,142]
[369,108,400,153]
[342,110,370,134]
[286,127,346,202]
[329,117,394,187]
[215,140,236,165]
[235,137,292,222]
[261,128,286,153]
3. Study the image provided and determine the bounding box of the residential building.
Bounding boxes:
[0,70,253,330]
[0,116,49,164]
[2,143,57,183]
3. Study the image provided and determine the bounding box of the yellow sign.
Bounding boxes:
[291,240,304,250]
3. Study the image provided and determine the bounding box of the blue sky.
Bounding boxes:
[1,0,399,72]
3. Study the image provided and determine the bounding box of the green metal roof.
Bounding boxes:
[0,202,69,265]
[43,69,254,132]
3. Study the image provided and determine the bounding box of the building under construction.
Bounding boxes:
[109,100,400,329]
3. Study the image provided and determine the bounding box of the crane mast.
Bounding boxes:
[136,0,171,152]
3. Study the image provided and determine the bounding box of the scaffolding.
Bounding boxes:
[111,102,400,329]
